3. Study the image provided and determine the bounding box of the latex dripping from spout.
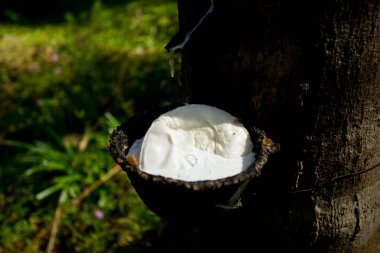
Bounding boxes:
[165,0,214,78]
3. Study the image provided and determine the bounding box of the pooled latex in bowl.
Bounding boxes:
[127,104,255,181]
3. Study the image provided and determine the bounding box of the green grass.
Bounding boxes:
[0,0,181,252]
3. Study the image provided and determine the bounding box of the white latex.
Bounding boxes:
[127,104,255,181]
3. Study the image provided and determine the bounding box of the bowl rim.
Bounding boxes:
[108,104,279,191]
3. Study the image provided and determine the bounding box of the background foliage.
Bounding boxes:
[0,0,183,252]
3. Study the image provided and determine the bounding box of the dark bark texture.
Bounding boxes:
[156,0,380,252]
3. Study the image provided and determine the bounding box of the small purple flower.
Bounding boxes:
[51,53,60,63]
[93,209,104,220]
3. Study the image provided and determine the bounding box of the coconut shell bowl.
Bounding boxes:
[108,105,279,223]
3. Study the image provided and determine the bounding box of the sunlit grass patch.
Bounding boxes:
[0,0,181,140]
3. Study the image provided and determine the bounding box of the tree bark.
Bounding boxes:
[166,0,380,252]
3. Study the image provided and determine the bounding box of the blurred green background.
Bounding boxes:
[0,0,184,252]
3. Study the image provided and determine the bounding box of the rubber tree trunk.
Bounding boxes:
[170,0,380,252]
